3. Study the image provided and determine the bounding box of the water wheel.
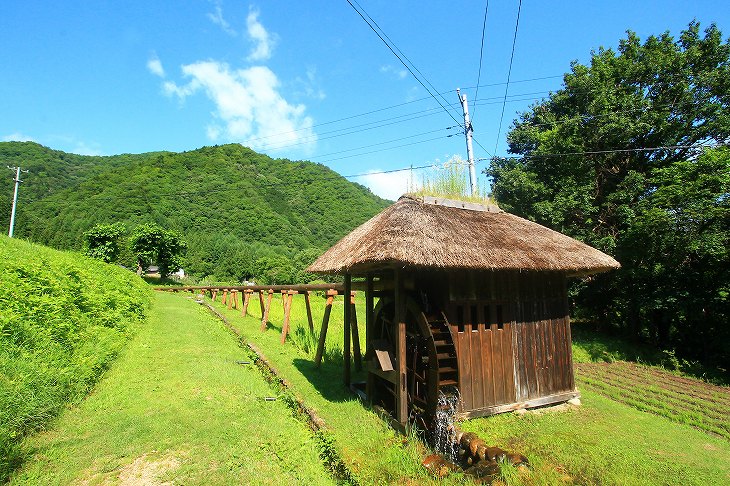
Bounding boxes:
[370,296,459,428]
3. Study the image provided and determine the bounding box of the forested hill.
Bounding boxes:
[0,142,390,280]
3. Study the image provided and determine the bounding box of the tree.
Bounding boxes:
[487,22,730,366]
[83,222,126,263]
[129,223,187,278]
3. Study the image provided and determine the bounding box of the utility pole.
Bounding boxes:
[457,88,477,196]
[7,166,28,238]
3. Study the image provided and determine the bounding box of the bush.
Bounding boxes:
[0,236,151,480]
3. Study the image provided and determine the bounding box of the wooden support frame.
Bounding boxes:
[365,274,375,402]
[350,291,362,371]
[260,289,274,332]
[222,289,228,305]
[259,291,265,319]
[394,269,408,425]
[242,290,252,317]
[304,291,314,333]
[344,274,352,387]
[314,289,337,367]
[280,291,298,344]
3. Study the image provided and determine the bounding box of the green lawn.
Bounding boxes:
[13,288,730,485]
[11,292,336,485]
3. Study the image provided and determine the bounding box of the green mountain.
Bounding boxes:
[0,142,390,281]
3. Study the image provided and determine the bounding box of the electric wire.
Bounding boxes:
[470,0,490,122]
[493,0,523,155]
[345,0,464,127]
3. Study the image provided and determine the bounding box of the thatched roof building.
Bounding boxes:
[308,195,619,275]
[308,195,620,426]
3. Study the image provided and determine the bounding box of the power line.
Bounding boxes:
[493,0,523,155]
[496,143,712,160]
[471,0,490,122]
[345,0,464,127]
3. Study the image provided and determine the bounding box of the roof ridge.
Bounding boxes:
[401,194,503,213]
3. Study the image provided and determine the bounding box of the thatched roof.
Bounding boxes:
[308,195,620,276]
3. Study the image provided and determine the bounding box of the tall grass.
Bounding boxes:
[409,155,493,204]
[0,236,151,480]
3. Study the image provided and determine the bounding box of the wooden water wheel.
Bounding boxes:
[370,296,459,428]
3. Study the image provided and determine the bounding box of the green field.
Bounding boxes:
[7,284,730,484]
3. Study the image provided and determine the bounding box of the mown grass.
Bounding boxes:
[0,236,151,480]
[211,290,730,485]
[207,290,458,485]
[460,388,730,485]
[11,292,336,485]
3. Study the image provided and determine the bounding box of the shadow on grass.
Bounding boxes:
[291,339,368,405]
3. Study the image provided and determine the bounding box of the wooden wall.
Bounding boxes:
[445,271,576,415]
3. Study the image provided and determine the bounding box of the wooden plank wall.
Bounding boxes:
[446,271,575,412]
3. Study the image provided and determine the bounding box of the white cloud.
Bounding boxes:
[380,65,408,80]
[357,170,421,201]
[2,132,35,142]
[71,141,104,156]
[246,7,276,62]
[147,54,165,77]
[207,1,237,36]
[164,60,316,151]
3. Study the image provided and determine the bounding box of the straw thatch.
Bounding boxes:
[308,195,620,276]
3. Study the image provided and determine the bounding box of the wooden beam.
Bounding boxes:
[258,290,265,319]
[365,274,374,402]
[344,274,352,387]
[314,290,337,367]
[260,290,273,332]
[242,290,251,317]
[394,269,407,425]
[350,291,362,371]
[304,291,314,333]
[280,291,297,344]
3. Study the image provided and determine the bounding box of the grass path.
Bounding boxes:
[11,292,336,485]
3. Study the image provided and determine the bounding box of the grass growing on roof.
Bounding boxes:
[409,155,494,204]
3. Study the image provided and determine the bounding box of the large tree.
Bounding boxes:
[488,22,730,367]
[129,223,187,278]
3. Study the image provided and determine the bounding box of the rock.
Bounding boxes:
[568,397,582,407]
[422,454,457,478]
[476,444,488,461]
[506,453,529,467]
[463,459,501,482]
[469,438,486,456]
[485,447,507,462]
[460,432,478,449]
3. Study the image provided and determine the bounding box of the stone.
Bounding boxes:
[422,454,457,478]
[568,397,582,407]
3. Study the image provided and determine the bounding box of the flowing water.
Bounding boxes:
[433,387,461,464]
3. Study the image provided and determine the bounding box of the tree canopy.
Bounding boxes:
[129,223,186,278]
[488,22,730,368]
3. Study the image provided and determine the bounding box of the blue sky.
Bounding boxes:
[2,1,728,199]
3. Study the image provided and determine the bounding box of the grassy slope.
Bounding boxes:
[12,292,335,485]
[0,236,150,479]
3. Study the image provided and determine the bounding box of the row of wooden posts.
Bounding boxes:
[160,285,362,370]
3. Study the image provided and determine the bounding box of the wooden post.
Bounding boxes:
[260,290,273,332]
[314,290,336,367]
[222,290,228,305]
[394,269,407,425]
[344,274,352,387]
[304,291,314,333]
[228,290,236,310]
[259,290,265,319]
[280,291,297,344]
[212,289,217,301]
[242,290,251,316]
[350,291,362,371]
[365,274,374,401]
